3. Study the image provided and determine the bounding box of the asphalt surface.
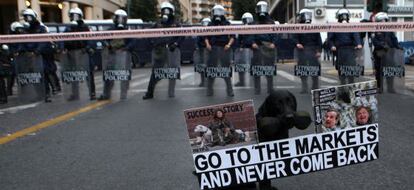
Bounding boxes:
[0,63,413,190]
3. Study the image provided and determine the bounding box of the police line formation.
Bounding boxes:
[0,1,406,104]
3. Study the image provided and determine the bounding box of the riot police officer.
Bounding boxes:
[143,2,182,99]
[248,1,278,95]
[60,7,96,100]
[7,22,26,96]
[98,9,134,100]
[293,9,322,93]
[204,4,234,97]
[372,12,401,93]
[327,8,362,85]
[233,12,254,87]
[195,17,211,87]
[0,44,11,104]
[20,9,55,102]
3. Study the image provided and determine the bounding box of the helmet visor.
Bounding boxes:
[23,15,34,22]
[338,13,348,21]
[375,15,388,22]
[70,13,81,22]
[212,8,225,16]
[300,12,312,23]
[201,21,210,26]
[256,5,268,14]
[242,17,254,24]
[162,8,172,15]
[116,16,126,23]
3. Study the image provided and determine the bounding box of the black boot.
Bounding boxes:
[142,92,154,100]
[90,93,96,100]
[98,94,109,101]
[44,94,52,103]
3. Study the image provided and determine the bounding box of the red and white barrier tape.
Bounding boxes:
[1,22,414,43]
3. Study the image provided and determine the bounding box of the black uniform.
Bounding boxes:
[293,32,322,92]
[143,20,182,99]
[233,33,252,87]
[18,21,53,102]
[99,25,134,100]
[195,35,207,87]
[247,15,278,94]
[60,21,96,100]
[327,32,362,85]
[372,32,400,93]
[0,45,11,104]
[205,19,234,97]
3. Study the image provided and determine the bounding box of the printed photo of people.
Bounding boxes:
[184,100,257,153]
[312,81,378,133]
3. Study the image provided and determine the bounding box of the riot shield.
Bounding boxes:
[336,46,364,84]
[233,48,252,87]
[59,50,90,101]
[14,53,45,103]
[355,48,365,76]
[152,47,181,80]
[294,46,321,91]
[205,46,232,79]
[205,46,233,96]
[250,43,277,94]
[379,48,405,94]
[102,49,132,98]
[193,48,207,86]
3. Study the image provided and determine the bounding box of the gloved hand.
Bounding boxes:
[168,42,177,52]
[87,48,95,55]
[293,111,312,130]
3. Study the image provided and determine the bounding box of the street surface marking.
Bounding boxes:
[320,76,338,84]
[277,70,297,82]
[0,100,110,145]
[0,102,41,115]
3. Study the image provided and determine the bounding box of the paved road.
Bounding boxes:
[0,63,413,189]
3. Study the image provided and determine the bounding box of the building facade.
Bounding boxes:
[190,0,232,24]
[0,0,127,34]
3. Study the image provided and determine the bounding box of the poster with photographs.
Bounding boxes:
[184,100,258,154]
[311,81,378,133]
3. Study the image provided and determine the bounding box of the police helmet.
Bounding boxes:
[10,21,24,32]
[375,12,389,22]
[298,9,312,23]
[212,5,225,17]
[241,12,254,24]
[69,7,83,22]
[1,44,9,51]
[256,1,269,15]
[160,1,175,15]
[22,9,38,23]
[113,9,128,28]
[336,8,350,23]
[201,17,211,26]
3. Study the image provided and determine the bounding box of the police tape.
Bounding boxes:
[1,22,414,43]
